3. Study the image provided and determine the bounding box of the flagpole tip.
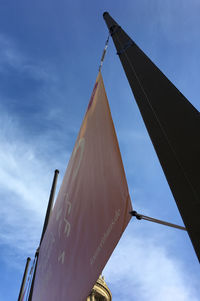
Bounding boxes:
[103,11,109,18]
[55,169,59,174]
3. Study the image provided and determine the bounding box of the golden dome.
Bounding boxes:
[87,275,112,301]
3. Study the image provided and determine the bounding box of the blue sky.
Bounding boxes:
[0,1,200,300]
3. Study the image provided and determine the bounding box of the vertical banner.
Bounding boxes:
[32,72,132,301]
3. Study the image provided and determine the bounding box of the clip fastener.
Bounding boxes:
[130,210,142,220]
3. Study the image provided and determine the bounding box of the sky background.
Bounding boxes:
[0,1,200,300]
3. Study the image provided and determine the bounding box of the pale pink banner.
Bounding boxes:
[32,72,132,301]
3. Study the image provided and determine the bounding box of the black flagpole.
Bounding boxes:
[18,257,31,301]
[28,169,59,301]
[103,12,200,262]
[40,169,59,245]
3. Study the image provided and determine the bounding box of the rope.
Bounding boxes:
[130,211,186,231]
[98,34,110,72]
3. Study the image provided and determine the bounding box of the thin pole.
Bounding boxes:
[18,257,31,301]
[28,169,59,301]
[40,169,59,244]
[130,211,186,231]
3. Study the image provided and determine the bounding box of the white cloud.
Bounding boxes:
[0,116,49,212]
[0,34,55,83]
[0,34,74,263]
[0,34,22,69]
[103,230,199,301]
[0,109,60,259]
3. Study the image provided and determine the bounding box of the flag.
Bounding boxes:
[32,71,132,301]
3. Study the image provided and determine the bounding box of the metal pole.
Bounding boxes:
[40,169,59,245]
[28,169,59,301]
[130,211,186,231]
[18,257,31,301]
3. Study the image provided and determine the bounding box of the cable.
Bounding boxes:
[98,34,110,72]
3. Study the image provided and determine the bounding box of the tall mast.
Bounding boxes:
[28,169,59,300]
[18,257,31,301]
[103,12,200,262]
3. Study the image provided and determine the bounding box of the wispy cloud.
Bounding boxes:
[0,33,78,269]
[0,115,51,258]
[103,229,199,301]
[0,74,73,273]
[0,34,53,82]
